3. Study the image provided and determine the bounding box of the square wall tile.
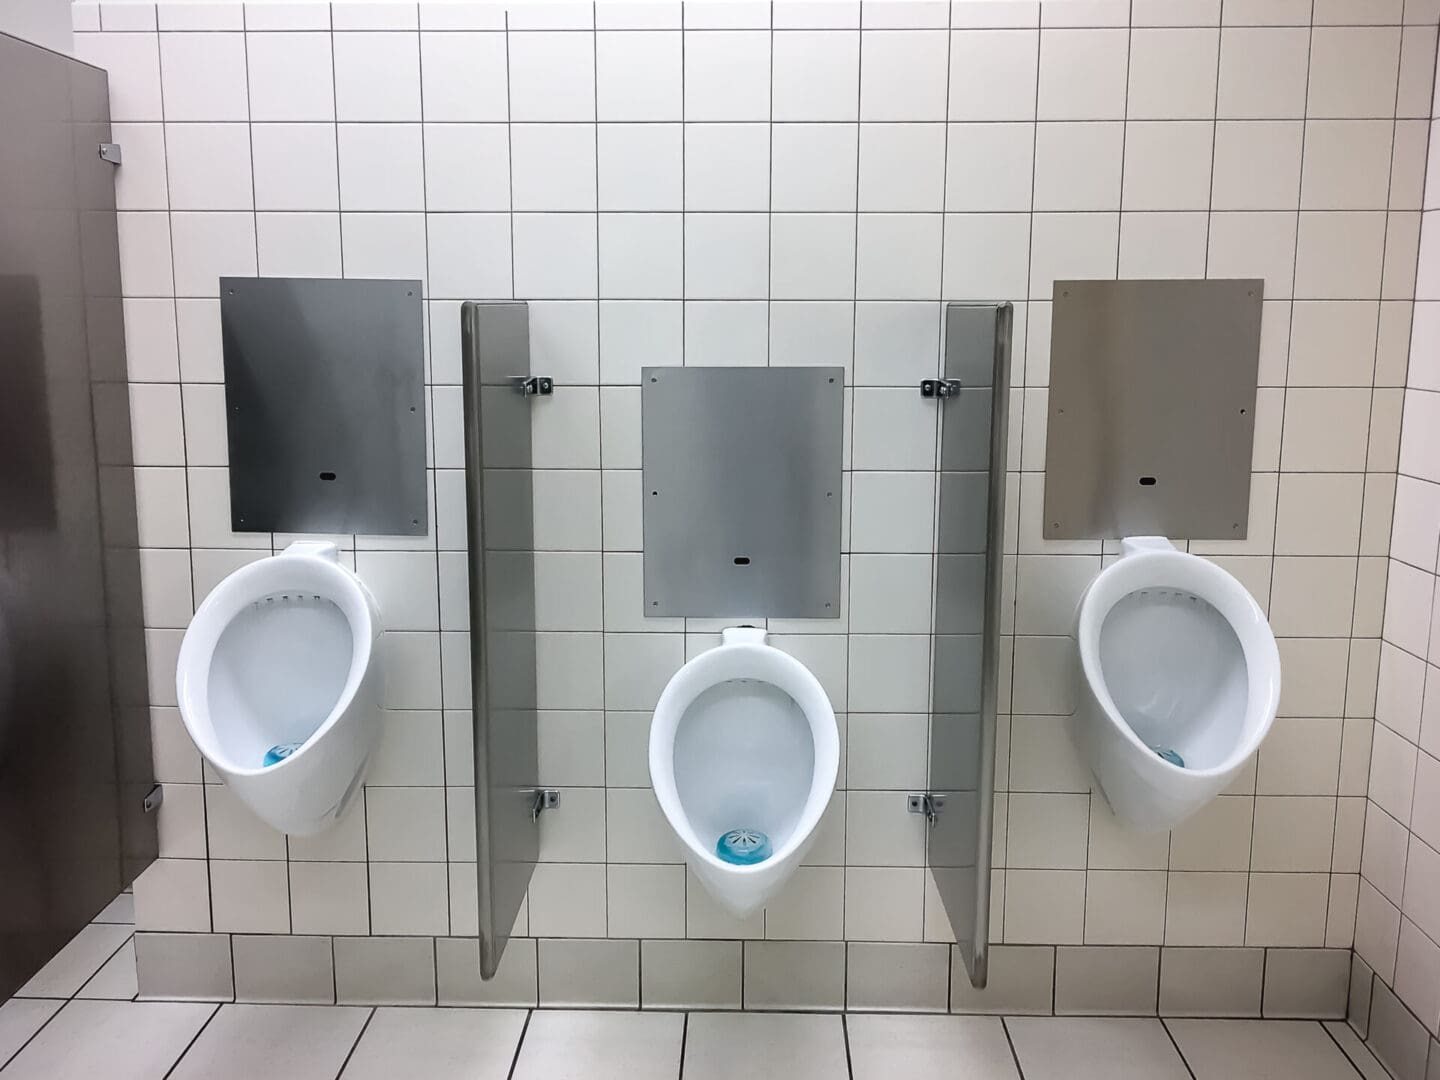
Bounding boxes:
[773,29,860,121]
[859,29,948,121]
[949,29,1038,121]
[597,30,680,120]
[684,30,770,120]
[246,32,334,121]
[159,32,248,120]
[1037,29,1128,120]
[420,31,509,121]
[333,31,421,120]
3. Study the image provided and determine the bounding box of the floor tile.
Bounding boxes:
[848,1014,1020,1078]
[77,940,137,1000]
[14,923,132,998]
[340,1007,526,1080]
[684,1012,849,1080]
[95,893,136,925]
[0,1000,214,1080]
[1167,1019,1364,1080]
[0,1000,61,1068]
[1324,1021,1391,1080]
[168,1003,370,1080]
[512,1010,683,1080]
[1005,1017,1190,1080]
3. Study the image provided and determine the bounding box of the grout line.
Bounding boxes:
[159,1002,222,1080]
[329,1006,377,1080]
[839,0,863,967]
[0,995,70,1072]
[505,1008,534,1080]
[71,929,139,1001]
[1158,1016,1199,1080]
[1000,1015,1027,1077]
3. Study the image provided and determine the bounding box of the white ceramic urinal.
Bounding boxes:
[649,627,839,917]
[1071,537,1281,831]
[175,541,383,836]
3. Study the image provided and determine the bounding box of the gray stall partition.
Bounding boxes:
[0,33,156,996]
[928,303,1012,989]
[460,302,542,979]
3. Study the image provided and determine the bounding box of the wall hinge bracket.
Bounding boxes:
[142,785,164,813]
[98,142,122,164]
[907,792,946,827]
[920,379,962,400]
[513,375,554,397]
[530,788,560,822]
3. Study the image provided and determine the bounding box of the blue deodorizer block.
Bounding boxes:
[263,742,301,767]
[716,828,772,865]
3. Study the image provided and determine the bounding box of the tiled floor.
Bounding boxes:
[0,900,1395,1080]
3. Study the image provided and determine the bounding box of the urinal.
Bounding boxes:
[1071,537,1281,832]
[649,626,839,917]
[175,541,383,836]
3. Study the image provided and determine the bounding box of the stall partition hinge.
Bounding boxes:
[920,379,962,400]
[142,785,164,813]
[530,788,560,822]
[98,142,122,164]
[907,792,946,827]
[513,375,554,397]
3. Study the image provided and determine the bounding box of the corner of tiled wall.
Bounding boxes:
[1351,4,1440,1073]
[69,0,1440,1025]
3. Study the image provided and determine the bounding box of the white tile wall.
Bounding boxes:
[77,0,1433,1012]
[1351,12,1440,1073]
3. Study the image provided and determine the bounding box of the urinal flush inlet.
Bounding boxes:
[716,828,771,865]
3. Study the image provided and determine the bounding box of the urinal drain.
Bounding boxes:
[1152,746,1185,767]
[263,742,301,767]
[716,828,772,865]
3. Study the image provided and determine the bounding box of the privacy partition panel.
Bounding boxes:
[461,302,540,979]
[0,31,156,996]
[928,303,1012,989]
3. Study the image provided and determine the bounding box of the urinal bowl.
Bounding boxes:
[650,627,839,918]
[1071,537,1281,832]
[176,541,384,836]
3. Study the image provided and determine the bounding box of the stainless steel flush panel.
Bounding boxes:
[928,303,1011,990]
[1044,279,1264,540]
[220,276,427,535]
[642,367,844,618]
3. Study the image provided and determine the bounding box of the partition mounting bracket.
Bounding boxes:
[920,379,962,400]
[907,792,946,827]
[530,789,560,822]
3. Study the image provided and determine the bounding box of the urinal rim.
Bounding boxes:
[1075,546,1281,780]
[650,631,840,876]
[176,545,380,779]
